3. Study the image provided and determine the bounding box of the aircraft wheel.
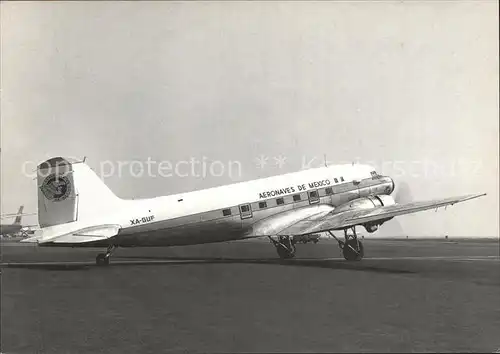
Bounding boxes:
[96,253,110,266]
[343,240,364,261]
[276,243,296,259]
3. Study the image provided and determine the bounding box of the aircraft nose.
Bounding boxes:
[389,177,395,194]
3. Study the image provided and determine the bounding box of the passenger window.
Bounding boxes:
[276,197,284,205]
[293,194,301,202]
[325,187,333,195]
[222,209,231,216]
[309,190,319,198]
[240,205,249,213]
[259,201,267,209]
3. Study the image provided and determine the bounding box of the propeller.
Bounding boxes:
[393,179,413,204]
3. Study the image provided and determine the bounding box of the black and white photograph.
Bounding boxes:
[1,1,499,353]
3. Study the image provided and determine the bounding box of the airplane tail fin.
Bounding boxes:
[13,205,24,225]
[37,157,123,228]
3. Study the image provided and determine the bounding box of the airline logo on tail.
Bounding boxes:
[40,174,72,201]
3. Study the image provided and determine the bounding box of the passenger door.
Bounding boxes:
[239,203,253,220]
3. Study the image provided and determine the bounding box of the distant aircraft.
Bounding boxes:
[23,157,486,266]
[0,206,36,237]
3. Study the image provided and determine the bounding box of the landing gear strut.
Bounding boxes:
[96,245,116,266]
[328,227,364,261]
[269,236,296,259]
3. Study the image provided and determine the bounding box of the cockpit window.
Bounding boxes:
[371,171,381,179]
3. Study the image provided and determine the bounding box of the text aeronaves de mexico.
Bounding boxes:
[259,179,331,199]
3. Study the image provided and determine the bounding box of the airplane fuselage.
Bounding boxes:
[49,164,394,248]
[0,224,22,236]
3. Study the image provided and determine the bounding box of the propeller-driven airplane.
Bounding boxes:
[0,206,25,236]
[0,206,37,237]
[23,157,486,266]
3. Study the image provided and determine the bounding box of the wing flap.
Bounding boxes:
[277,193,486,236]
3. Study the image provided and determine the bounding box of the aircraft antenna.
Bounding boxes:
[324,154,328,167]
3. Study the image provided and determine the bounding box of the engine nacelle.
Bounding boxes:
[333,195,396,214]
[333,195,396,233]
[364,223,379,233]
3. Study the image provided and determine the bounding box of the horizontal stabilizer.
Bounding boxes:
[21,224,121,244]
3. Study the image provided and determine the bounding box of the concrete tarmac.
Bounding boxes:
[1,238,499,353]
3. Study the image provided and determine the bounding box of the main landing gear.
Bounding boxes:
[96,245,116,266]
[269,235,296,259]
[328,227,364,261]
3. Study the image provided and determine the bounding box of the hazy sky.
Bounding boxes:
[1,1,498,237]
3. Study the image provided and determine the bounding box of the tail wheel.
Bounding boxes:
[343,240,364,261]
[276,242,296,259]
[96,253,110,266]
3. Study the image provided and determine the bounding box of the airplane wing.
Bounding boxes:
[0,212,37,219]
[277,193,486,236]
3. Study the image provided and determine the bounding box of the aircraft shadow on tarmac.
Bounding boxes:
[2,256,416,275]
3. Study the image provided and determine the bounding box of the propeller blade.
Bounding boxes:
[394,180,413,204]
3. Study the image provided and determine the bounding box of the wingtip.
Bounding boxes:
[466,193,487,201]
